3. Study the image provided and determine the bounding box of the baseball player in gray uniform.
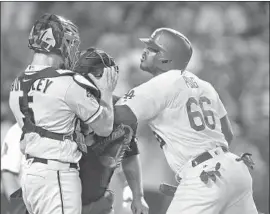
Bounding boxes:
[9,13,118,214]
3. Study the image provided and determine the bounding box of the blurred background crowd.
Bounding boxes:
[1,2,269,214]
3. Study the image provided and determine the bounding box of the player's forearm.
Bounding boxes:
[122,155,144,199]
[91,92,114,136]
[1,171,20,200]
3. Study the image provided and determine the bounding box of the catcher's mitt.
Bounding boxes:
[74,47,118,77]
[89,124,133,168]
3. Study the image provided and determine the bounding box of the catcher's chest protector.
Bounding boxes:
[79,148,115,205]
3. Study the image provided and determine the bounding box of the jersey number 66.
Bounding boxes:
[186,96,216,131]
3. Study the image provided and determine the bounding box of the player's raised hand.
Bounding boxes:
[131,196,149,214]
[88,66,118,93]
[74,47,119,93]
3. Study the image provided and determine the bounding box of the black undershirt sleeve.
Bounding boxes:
[113,95,139,158]
[123,136,139,158]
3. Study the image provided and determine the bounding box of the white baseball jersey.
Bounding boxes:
[117,70,228,173]
[9,65,103,163]
[1,123,24,174]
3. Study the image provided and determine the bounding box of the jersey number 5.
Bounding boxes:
[186,96,216,131]
[19,95,35,124]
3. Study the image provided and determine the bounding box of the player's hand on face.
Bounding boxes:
[131,196,149,214]
[88,66,118,93]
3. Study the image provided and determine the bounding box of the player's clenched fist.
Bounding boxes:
[131,196,149,214]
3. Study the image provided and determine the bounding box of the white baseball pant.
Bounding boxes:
[21,159,82,214]
[167,148,258,214]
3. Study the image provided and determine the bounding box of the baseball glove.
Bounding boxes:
[89,124,133,168]
[73,47,119,100]
[74,47,118,78]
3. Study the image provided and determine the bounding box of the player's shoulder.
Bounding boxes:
[195,75,216,93]
[161,69,193,92]
[55,69,75,82]
[184,71,219,100]
[55,69,95,89]
[130,69,185,98]
[182,70,215,89]
[63,73,100,102]
[138,69,182,89]
[72,74,98,92]
[156,69,182,82]
[55,69,89,91]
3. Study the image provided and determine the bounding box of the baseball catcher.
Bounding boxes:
[9,13,118,214]
[73,47,149,214]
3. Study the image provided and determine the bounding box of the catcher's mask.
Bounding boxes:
[140,28,193,72]
[74,47,118,78]
[28,13,80,70]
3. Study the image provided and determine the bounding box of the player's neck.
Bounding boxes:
[31,53,64,69]
[152,68,165,76]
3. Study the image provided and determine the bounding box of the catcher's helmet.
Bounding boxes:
[140,28,193,72]
[28,13,80,70]
[74,47,118,77]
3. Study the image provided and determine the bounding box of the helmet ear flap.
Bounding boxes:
[153,50,173,72]
[161,59,172,64]
[28,14,64,53]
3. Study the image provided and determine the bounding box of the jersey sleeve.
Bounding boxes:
[1,124,23,174]
[116,76,170,121]
[215,91,227,119]
[65,82,103,124]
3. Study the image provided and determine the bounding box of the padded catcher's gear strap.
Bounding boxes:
[18,67,75,141]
